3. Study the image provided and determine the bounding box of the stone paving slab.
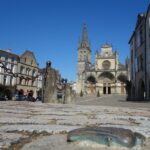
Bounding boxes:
[0,101,150,149]
[21,134,150,150]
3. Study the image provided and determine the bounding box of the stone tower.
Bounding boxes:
[77,23,91,93]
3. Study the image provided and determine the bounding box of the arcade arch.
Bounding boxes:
[85,76,96,94]
[98,72,115,94]
[117,74,127,94]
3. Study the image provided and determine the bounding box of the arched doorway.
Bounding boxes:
[86,76,96,94]
[117,74,127,94]
[0,86,12,100]
[138,80,145,100]
[3,89,12,100]
[99,72,115,95]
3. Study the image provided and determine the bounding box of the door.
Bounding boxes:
[103,87,106,94]
[108,86,111,94]
[103,83,106,94]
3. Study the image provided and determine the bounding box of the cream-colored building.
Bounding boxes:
[0,49,19,99]
[17,50,39,97]
[76,24,128,95]
[0,49,39,99]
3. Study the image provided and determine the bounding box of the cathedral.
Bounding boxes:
[76,24,129,95]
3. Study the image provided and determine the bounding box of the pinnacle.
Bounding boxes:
[79,23,90,50]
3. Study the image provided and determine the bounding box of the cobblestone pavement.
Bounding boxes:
[0,96,150,150]
[76,94,150,108]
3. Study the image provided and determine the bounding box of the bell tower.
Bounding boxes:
[77,23,91,94]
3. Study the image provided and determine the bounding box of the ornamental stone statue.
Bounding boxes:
[42,61,76,104]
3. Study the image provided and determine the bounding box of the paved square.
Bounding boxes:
[0,95,150,150]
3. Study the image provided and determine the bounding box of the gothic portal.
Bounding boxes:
[76,23,128,95]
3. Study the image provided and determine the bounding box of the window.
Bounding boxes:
[11,57,15,62]
[140,28,143,44]
[137,54,144,72]
[32,80,35,86]
[136,27,144,48]
[5,57,8,66]
[11,64,14,72]
[3,75,7,85]
[20,66,24,74]
[135,58,138,73]
[19,78,23,85]
[148,17,150,37]
[32,70,37,77]
[25,80,29,85]
[26,68,30,75]
[140,54,144,71]
[136,31,140,48]
[10,76,13,86]
[131,50,133,63]
[102,60,111,69]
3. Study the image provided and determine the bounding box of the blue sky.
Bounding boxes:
[0,0,149,81]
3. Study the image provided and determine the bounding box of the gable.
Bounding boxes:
[20,50,38,67]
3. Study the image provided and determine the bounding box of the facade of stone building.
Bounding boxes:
[0,49,39,98]
[129,4,150,100]
[17,50,39,98]
[76,24,128,95]
[0,50,19,98]
[146,5,150,100]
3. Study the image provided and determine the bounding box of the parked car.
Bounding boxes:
[26,96,36,102]
[15,95,27,101]
[0,95,7,101]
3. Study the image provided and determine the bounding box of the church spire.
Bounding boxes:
[82,23,88,42]
[79,23,90,50]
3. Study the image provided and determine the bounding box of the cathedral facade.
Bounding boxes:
[76,24,128,95]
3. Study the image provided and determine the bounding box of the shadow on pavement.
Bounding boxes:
[118,99,150,103]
